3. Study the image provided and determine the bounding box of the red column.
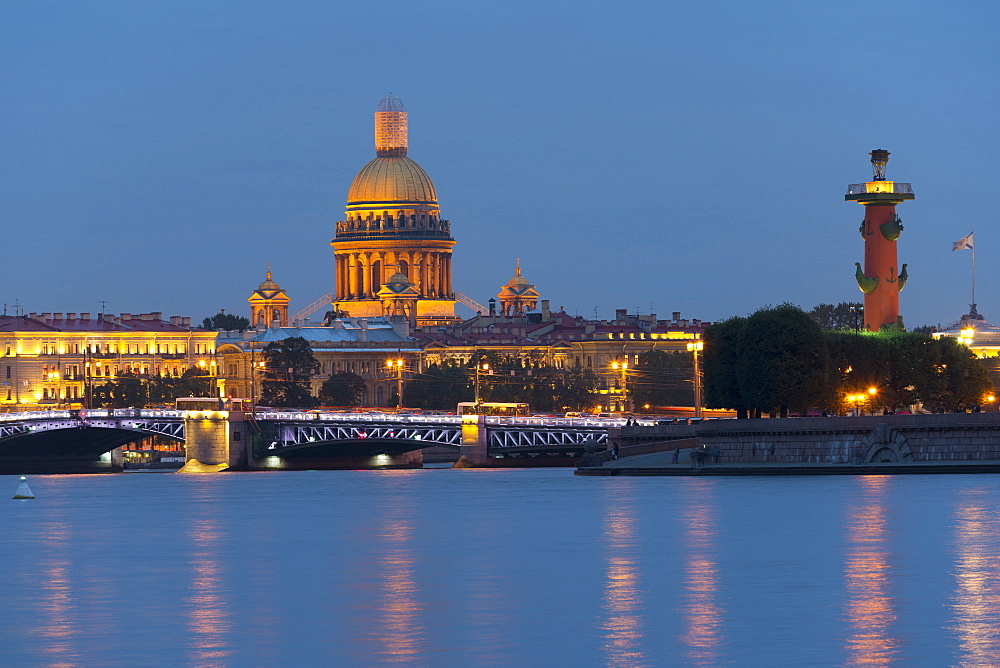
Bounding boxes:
[862,204,900,331]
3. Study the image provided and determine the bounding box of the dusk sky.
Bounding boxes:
[3,1,998,329]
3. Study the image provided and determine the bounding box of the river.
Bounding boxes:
[4,469,1000,666]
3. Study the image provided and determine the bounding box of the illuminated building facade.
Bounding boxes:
[0,312,217,409]
[331,95,458,326]
[846,149,914,331]
[216,317,421,407]
[416,305,708,412]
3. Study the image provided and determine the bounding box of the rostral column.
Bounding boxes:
[846,149,915,331]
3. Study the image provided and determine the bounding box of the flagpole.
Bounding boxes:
[971,236,976,311]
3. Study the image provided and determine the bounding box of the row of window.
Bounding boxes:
[7,342,214,355]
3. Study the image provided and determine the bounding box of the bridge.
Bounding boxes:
[0,409,624,473]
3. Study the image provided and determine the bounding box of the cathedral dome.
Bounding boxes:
[347,156,438,205]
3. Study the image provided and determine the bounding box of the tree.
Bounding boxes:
[737,304,829,417]
[202,311,251,331]
[402,362,470,410]
[92,373,146,408]
[703,316,749,418]
[319,372,365,406]
[630,350,693,408]
[259,337,319,408]
[808,302,864,331]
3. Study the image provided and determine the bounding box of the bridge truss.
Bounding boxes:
[488,429,607,449]
[273,423,462,448]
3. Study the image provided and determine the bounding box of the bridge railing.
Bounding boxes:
[0,410,73,422]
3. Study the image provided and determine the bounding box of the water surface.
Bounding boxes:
[4,470,1000,665]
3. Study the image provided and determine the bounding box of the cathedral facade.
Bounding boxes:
[331,95,458,326]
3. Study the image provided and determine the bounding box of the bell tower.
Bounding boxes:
[248,266,290,327]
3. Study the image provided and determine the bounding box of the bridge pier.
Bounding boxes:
[455,415,488,467]
[180,410,248,472]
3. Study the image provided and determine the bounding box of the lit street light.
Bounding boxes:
[474,362,490,406]
[386,358,405,409]
[611,360,629,413]
[687,341,704,418]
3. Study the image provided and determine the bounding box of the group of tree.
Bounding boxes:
[402,351,601,412]
[90,368,216,408]
[201,311,250,331]
[704,303,994,417]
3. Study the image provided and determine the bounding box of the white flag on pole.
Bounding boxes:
[953,232,974,251]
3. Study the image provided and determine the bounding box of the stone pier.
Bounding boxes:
[454,414,488,467]
[179,410,248,472]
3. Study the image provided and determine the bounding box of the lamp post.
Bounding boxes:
[958,327,975,346]
[386,358,404,409]
[611,361,629,413]
[474,362,490,406]
[850,305,863,336]
[687,341,704,418]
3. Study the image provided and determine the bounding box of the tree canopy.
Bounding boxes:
[808,302,864,331]
[202,311,251,331]
[705,304,995,415]
[259,337,319,407]
[90,368,215,408]
[402,355,599,412]
[319,372,366,406]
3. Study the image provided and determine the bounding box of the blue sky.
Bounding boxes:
[2,0,998,328]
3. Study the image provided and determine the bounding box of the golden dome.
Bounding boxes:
[346,156,438,204]
[506,259,530,287]
[257,266,281,291]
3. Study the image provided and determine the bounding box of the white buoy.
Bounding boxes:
[13,476,34,499]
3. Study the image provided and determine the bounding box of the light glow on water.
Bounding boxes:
[600,480,647,667]
[844,475,898,666]
[949,490,1000,664]
[681,479,723,666]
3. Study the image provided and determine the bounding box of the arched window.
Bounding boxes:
[376,386,384,405]
[398,259,409,278]
[273,308,280,322]
[371,260,382,290]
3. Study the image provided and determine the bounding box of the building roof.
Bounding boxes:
[0,314,204,334]
[219,318,414,347]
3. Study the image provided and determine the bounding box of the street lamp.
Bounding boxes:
[687,341,704,418]
[850,305,864,335]
[474,362,490,405]
[611,361,629,413]
[386,358,405,409]
[958,327,975,346]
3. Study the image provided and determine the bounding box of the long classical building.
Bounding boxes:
[331,94,458,326]
[0,312,217,409]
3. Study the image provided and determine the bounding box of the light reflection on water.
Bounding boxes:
[949,489,1000,664]
[600,479,647,667]
[843,475,898,666]
[373,502,424,662]
[185,481,232,666]
[6,470,1000,664]
[680,478,723,666]
[37,515,77,667]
